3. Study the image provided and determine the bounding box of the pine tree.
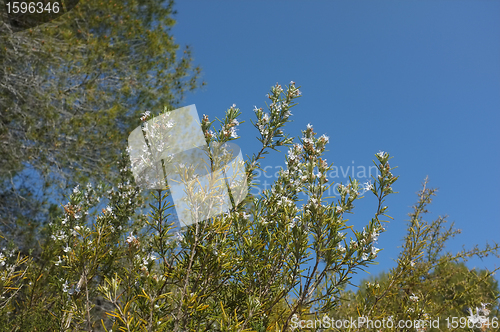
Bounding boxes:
[0,0,203,252]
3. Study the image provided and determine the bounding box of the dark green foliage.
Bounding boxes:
[0,0,203,251]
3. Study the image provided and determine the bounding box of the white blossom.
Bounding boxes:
[62,280,69,293]
[126,232,137,244]
[140,111,151,121]
[262,113,269,123]
[175,232,184,242]
[363,181,374,192]
[480,303,490,316]
[229,126,238,138]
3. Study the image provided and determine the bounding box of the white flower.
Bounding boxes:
[232,119,239,126]
[306,123,313,130]
[410,260,415,267]
[126,232,136,244]
[63,246,72,253]
[371,246,380,255]
[262,113,269,123]
[376,150,386,158]
[363,181,374,192]
[175,232,184,242]
[361,253,369,261]
[73,185,80,194]
[409,293,419,302]
[0,253,5,267]
[480,303,490,316]
[62,280,69,293]
[320,134,329,143]
[140,111,151,121]
[55,256,62,266]
[229,127,238,138]
[337,243,346,252]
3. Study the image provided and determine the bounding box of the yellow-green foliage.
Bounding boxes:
[0,84,498,332]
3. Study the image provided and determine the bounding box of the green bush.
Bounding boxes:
[0,83,498,332]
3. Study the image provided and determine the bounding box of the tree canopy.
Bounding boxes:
[0,0,203,249]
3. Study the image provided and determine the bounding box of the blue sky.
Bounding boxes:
[171,1,500,289]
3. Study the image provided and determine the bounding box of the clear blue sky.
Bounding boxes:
[171,1,500,289]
